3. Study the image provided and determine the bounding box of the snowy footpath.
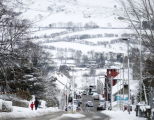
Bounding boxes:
[102,110,147,120]
[0,106,60,120]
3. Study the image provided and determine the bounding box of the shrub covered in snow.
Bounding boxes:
[0,100,13,112]
[12,99,29,108]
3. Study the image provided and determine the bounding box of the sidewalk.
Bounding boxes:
[101,109,147,120]
[0,106,60,120]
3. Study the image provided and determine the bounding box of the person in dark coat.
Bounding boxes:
[34,98,39,110]
[30,102,34,110]
[78,102,80,107]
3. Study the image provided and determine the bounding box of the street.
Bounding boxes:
[7,95,109,120]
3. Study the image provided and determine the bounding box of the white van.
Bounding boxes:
[93,93,99,100]
[83,90,87,95]
[99,98,106,105]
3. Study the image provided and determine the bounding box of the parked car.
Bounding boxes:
[83,90,87,95]
[86,101,93,107]
[94,94,99,100]
[76,107,82,112]
[90,91,97,95]
[99,98,106,105]
[97,104,106,110]
[76,94,81,99]
[92,92,98,97]
[76,99,82,104]
[92,93,99,100]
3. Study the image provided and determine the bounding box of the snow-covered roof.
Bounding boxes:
[54,72,70,90]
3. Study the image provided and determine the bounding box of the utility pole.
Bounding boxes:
[123,38,130,114]
[72,66,75,113]
[111,76,113,110]
[120,68,121,110]
[139,19,142,103]
[123,53,124,111]
[127,39,130,114]
[117,69,119,110]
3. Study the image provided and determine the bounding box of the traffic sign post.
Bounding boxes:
[68,105,72,114]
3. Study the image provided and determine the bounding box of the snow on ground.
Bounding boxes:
[84,37,119,43]
[61,113,85,118]
[59,28,134,38]
[17,0,128,28]
[102,110,146,120]
[0,106,146,120]
[42,42,127,54]
[0,106,60,120]
[31,29,67,37]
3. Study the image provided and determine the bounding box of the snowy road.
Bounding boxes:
[7,95,109,120]
[6,111,66,120]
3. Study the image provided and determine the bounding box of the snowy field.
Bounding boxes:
[17,0,128,28]
[42,42,127,55]
[58,28,134,38]
[31,29,67,37]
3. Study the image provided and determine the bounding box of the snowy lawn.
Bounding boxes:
[0,106,60,120]
[101,110,147,120]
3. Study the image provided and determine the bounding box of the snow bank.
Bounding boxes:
[0,106,60,119]
[2,101,12,112]
[39,100,46,109]
[61,113,85,118]
[0,99,13,112]
[0,99,3,110]
[102,110,147,120]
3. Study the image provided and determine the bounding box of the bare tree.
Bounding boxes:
[118,0,154,53]
[118,0,154,102]
[82,55,89,64]
[74,51,82,64]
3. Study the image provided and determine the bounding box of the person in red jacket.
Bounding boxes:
[30,102,34,110]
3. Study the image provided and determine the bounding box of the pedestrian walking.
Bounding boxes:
[34,98,39,110]
[30,102,34,110]
[78,102,80,107]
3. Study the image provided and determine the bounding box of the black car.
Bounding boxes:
[76,107,82,112]
[97,104,105,110]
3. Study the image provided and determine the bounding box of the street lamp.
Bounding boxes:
[118,16,143,103]
[139,19,142,103]
[71,66,75,114]
[122,53,125,111]
[122,38,130,114]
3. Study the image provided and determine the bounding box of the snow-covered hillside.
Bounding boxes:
[15,0,128,28]
[10,0,140,102]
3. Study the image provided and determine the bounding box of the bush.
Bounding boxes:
[12,99,29,108]
[0,100,13,112]
[16,90,32,101]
